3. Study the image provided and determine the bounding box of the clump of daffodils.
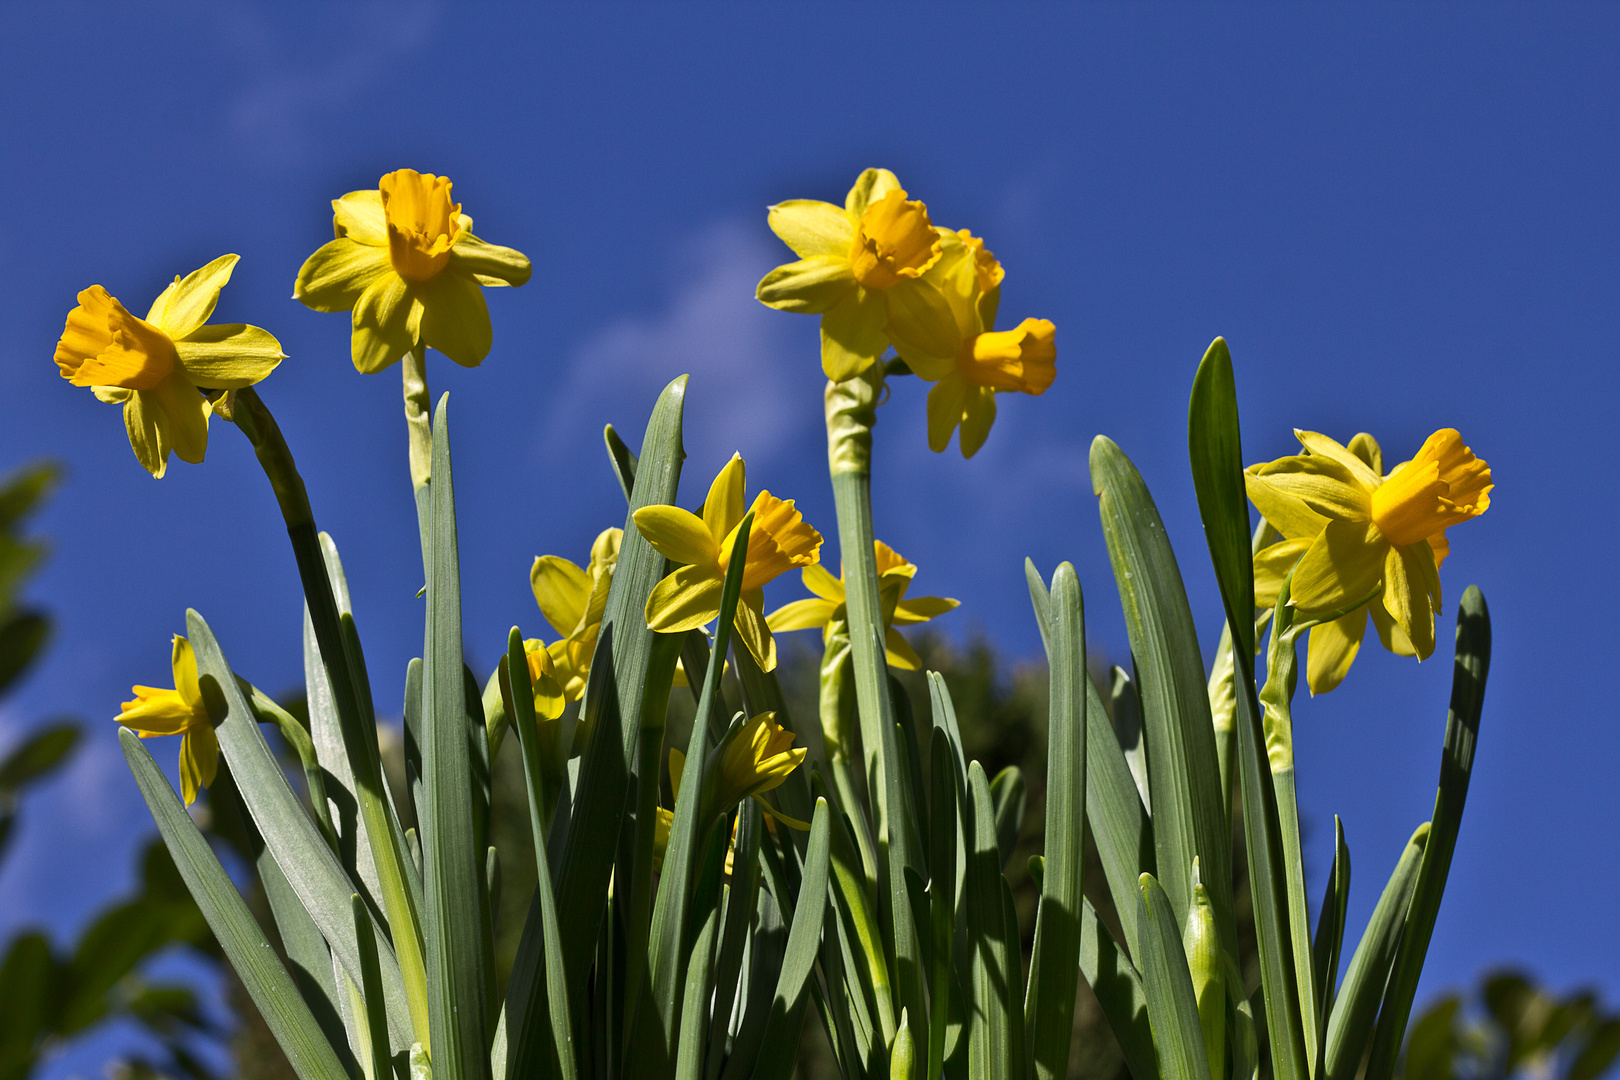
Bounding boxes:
[757,167,1057,457]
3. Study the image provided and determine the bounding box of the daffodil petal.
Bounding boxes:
[1347,432,1383,475]
[446,232,532,288]
[124,390,167,478]
[892,595,958,625]
[754,797,812,831]
[645,564,723,633]
[1295,430,1383,490]
[120,689,195,733]
[1245,466,1333,541]
[151,375,209,466]
[957,386,997,459]
[147,254,239,340]
[767,200,856,259]
[531,555,590,638]
[634,505,720,568]
[334,189,388,245]
[801,564,845,603]
[172,636,202,708]
[703,454,747,543]
[732,590,777,672]
[1289,519,1386,615]
[295,238,391,313]
[352,272,421,374]
[756,256,856,314]
[885,626,923,671]
[1253,537,1312,609]
[893,339,956,382]
[926,376,967,454]
[845,168,901,218]
[767,597,838,633]
[419,270,492,367]
[820,287,887,381]
[1305,608,1367,696]
[1382,541,1438,660]
[174,325,285,389]
[1368,596,1416,657]
[1251,458,1371,522]
[179,723,219,806]
[884,277,961,361]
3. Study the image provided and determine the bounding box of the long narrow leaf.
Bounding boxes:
[421,395,490,1080]
[965,763,1020,1080]
[1080,900,1158,1080]
[1312,818,1351,1053]
[1365,588,1490,1080]
[121,730,349,1080]
[1025,564,1087,1080]
[188,610,413,1052]
[1136,873,1213,1080]
[749,798,832,1080]
[1323,824,1429,1080]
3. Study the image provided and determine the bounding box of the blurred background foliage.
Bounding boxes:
[0,482,1612,1080]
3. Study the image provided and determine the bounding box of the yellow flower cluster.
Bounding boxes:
[757,168,1056,457]
[1247,428,1492,693]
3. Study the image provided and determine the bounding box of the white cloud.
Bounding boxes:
[538,219,822,476]
[225,3,440,166]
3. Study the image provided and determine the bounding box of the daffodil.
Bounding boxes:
[531,527,621,702]
[520,639,567,721]
[892,232,1056,458]
[757,168,963,381]
[293,169,532,374]
[633,454,823,672]
[55,255,284,478]
[1247,427,1492,670]
[768,540,958,669]
[118,635,218,805]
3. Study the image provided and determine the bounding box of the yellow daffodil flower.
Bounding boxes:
[892,232,1056,458]
[118,635,218,805]
[520,639,567,721]
[757,168,963,381]
[654,713,808,870]
[531,527,621,702]
[294,169,532,374]
[1247,427,1492,669]
[55,255,284,478]
[768,540,958,669]
[633,454,823,672]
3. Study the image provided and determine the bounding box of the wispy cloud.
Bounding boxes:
[537,219,823,476]
[224,3,439,166]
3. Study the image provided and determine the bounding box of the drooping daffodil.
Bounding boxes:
[892,231,1056,458]
[757,168,964,382]
[294,169,532,373]
[634,454,823,672]
[519,639,568,722]
[531,527,621,703]
[768,540,959,670]
[118,635,218,806]
[55,255,285,478]
[1247,427,1492,670]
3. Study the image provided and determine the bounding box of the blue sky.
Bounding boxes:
[2,4,1616,1073]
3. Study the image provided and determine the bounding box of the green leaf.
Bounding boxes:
[0,462,59,532]
[640,508,754,1070]
[545,375,687,1014]
[1079,901,1158,1080]
[1025,560,1152,957]
[1311,817,1351,1052]
[0,614,48,696]
[989,766,1025,873]
[1366,587,1491,1080]
[257,842,354,1074]
[1024,563,1087,1080]
[503,632,577,1080]
[120,729,350,1080]
[603,423,639,504]
[706,799,765,1080]
[749,798,833,1080]
[0,723,79,793]
[186,609,414,1052]
[420,394,491,1080]
[1090,436,1231,943]
[0,932,51,1072]
[354,895,394,1080]
[1323,823,1429,1080]
[964,763,1021,1080]
[927,731,958,1080]
[675,891,723,1080]
[1137,872,1213,1080]
[1187,337,1254,659]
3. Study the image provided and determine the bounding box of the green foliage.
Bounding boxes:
[1404,972,1620,1080]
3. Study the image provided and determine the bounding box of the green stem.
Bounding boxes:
[403,346,433,571]
[228,386,434,1052]
[239,677,340,855]
[825,367,926,1078]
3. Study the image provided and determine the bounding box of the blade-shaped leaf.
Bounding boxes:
[1312,817,1351,1053]
[1081,899,1158,1080]
[121,729,349,1080]
[965,763,1021,1080]
[1136,872,1213,1080]
[750,798,832,1080]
